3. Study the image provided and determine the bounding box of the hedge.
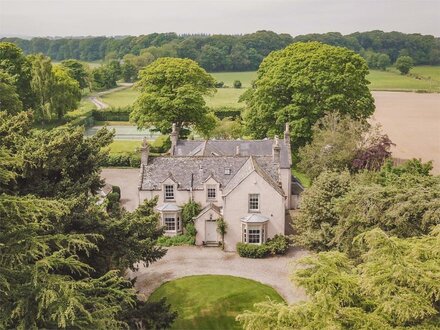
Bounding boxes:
[237,243,270,258]
[92,106,132,121]
[237,235,290,258]
[101,153,141,168]
[212,106,242,120]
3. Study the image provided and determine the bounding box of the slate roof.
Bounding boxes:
[174,139,291,168]
[140,156,283,196]
[194,203,223,220]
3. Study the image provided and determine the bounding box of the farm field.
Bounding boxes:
[97,66,440,110]
[371,91,440,174]
[149,275,284,330]
[210,71,257,87]
[368,69,440,92]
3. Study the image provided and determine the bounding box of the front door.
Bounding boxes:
[205,220,217,242]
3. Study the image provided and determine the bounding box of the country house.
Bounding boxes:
[138,124,303,251]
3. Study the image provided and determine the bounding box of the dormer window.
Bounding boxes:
[164,184,175,201]
[224,168,231,175]
[207,184,216,200]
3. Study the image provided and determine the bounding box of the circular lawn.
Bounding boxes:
[148,275,284,330]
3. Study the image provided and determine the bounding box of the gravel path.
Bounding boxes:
[101,168,140,211]
[129,246,309,304]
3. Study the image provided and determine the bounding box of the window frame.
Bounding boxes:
[164,184,175,201]
[164,216,176,231]
[206,184,217,201]
[248,193,260,212]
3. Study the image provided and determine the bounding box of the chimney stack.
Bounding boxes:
[272,135,280,163]
[284,123,290,145]
[140,137,150,165]
[170,123,178,155]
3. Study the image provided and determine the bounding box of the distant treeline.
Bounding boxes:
[2,30,440,71]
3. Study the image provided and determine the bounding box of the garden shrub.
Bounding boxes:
[185,223,197,237]
[181,200,201,226]
[236,243,269,258]
[157,234,195,247]
[266,235,290,255]
[112,185,121,200]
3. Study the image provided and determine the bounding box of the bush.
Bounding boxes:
[101,153,140,167]
[214,81,224,88]
[157,234,195,247]
[185,223,197,237]
[181,200,201,226]
[112,185,121,200]
[266,235,290,255]
[236,243,269,258]
[233,80,242,88]
[107,192,120,204]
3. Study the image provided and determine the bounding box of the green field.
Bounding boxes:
[100,87,139,107]
[210,71,257,88]
[149,275,284,330]
[205,88,245,108]
[98,66,440,111]
[368,69,440,92]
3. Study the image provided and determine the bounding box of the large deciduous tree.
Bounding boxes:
[60,59,90,89]
[242,41,375,149]
[0,70,23,114]
[395,55,414,74]
[0,42,35,109]
[131,57,215,134]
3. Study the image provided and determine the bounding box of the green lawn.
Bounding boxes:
[100,88,139,107]
[149,275,284,330]
[108,140,141,154]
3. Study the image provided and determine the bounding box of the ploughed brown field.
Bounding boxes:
[371,92,440,174]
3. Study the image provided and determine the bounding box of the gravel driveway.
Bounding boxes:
[129,246,309,304]
[101,168,140,211]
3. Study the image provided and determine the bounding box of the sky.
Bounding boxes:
[1,0,439,38]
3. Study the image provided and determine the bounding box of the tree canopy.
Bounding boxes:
[131,57,215,134]
[238,227,440,329]
[242,41,375,148]
[0,112,176,329]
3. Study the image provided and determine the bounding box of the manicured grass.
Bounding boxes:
[210,71,257,88]
[149,275,284,330]
[94,121,134,126]
[108,140,141,154]
[100,88,139,107]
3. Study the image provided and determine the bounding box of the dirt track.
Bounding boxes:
[372,91,440,174]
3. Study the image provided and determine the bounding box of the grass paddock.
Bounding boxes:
[149,275,284,330]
